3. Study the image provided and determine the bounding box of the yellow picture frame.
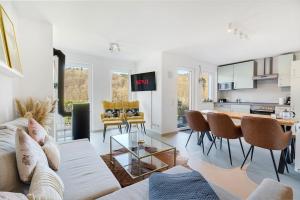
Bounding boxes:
[0,5,22,73]
[0,6,10,69]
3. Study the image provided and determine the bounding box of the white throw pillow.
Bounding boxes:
[27,164,64,200]
[28,118,47,145]
[15,128,48,183]
[42,135,60,171]
[0,192,28,200]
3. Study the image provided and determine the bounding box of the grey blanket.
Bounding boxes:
[149,170,219,200]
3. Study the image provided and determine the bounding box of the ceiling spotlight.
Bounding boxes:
[109,43,120,53]
[227,23,233,33]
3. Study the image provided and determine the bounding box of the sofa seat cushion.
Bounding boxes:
[97,166,238,200]
[57,139,121,200]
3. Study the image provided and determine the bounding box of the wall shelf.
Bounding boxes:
[0,61,23,78]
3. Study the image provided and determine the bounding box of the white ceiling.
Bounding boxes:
[13,0,300,65]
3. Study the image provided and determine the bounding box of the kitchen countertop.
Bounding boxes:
[214,102,291,107]
[201,109,297,126]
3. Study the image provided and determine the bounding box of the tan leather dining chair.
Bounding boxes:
[185,111,211,154]
[241,116,292,182]
[207,112,245,166]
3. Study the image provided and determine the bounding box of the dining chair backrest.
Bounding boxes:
[185,110,210,132]
[207,112,242,139]
[241,116,292,150]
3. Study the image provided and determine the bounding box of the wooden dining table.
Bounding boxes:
[200,109,298,126]
[200,109,298,174]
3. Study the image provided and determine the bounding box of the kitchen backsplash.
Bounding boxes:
[218,78,290,103]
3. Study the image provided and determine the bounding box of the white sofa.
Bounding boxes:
[0,118,293,200]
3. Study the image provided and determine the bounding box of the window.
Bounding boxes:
[64,65,89,112]
[200,72,213,101]
[111,72,129,102]
[177,69,191,128]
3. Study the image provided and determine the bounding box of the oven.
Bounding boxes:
[250,105,275,115]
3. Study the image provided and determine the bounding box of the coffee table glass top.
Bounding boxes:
[111,132,175,159]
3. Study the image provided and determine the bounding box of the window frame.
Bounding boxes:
[110,70,131,102]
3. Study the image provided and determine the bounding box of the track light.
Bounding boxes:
[227,23,249,40]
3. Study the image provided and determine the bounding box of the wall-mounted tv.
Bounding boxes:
[131,71,156,92]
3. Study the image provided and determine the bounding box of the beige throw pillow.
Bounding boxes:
[0,192,28,200]
[27,164,64,200]
[42,135,60,171]
[15,128,48,183]
[28,118,47,145]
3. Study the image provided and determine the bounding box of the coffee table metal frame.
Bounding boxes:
[110,133,176,179]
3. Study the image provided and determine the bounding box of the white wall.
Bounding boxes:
[14,18,53,99]
[0,74,14,123]
[0,2,54,130]
[136,52,162,133]
[136,51,217,134]
[63,50,136,131]
[161,52,217,133]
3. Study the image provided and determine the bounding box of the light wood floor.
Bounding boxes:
[89,128,300,199]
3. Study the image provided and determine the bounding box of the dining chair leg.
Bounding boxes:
[200,132,205,154]
[142,123,146,134]
[214,136,218,149]
[282,150,289,173]
[197,132,200,145]
[251,146,254,161]
[241,145,253,169]
[185,130,193,147]
[270,149,280,182]
[207,136,216,156]
[227,139,232,166]
[103,125,107,142]
[206,132,213,141]
[220,138,222,149]
[238,138,245,158]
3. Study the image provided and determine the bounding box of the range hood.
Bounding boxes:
[253,57,278,80]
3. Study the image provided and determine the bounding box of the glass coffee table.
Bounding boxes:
[110,132,176,179]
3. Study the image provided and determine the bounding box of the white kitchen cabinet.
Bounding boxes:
[217,65,234,83]
[291,60,300,172]
[214,104,231,112]
[230,104,250,114]
[278,53,294,87]
[291,60,300,121]
[233,61,255,89]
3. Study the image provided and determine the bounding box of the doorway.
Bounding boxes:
[177,69,192,129]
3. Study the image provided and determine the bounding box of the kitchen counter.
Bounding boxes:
[214,102,290,107]
[201,109,297,126]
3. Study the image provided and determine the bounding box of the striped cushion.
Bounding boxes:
[27,164,64,200]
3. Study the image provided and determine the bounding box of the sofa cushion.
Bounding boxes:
[15,128,48,183]
[27,164,64,200]
[0,192,28,200]
[0,126,23,191]
[97,166,238,200]
[247,178,293,200]
[1,117,28,131]
[57,139,121,200]
[28,118,47,145]
[42,135,60,171]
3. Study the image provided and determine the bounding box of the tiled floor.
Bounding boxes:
[86,128,300,199]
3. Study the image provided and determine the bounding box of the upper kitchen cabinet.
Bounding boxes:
[233,61,256,89]
[217,64,234,83]
[278,53,295,87]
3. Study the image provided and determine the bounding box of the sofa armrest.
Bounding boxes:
[247,178,293,200]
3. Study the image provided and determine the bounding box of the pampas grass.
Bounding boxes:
[15,97,56,130]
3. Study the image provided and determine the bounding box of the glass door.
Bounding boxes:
[177,69,191,129]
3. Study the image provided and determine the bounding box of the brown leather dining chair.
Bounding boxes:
[207,112,245,166]
[241,116,292,182]
[185,110,211,154]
